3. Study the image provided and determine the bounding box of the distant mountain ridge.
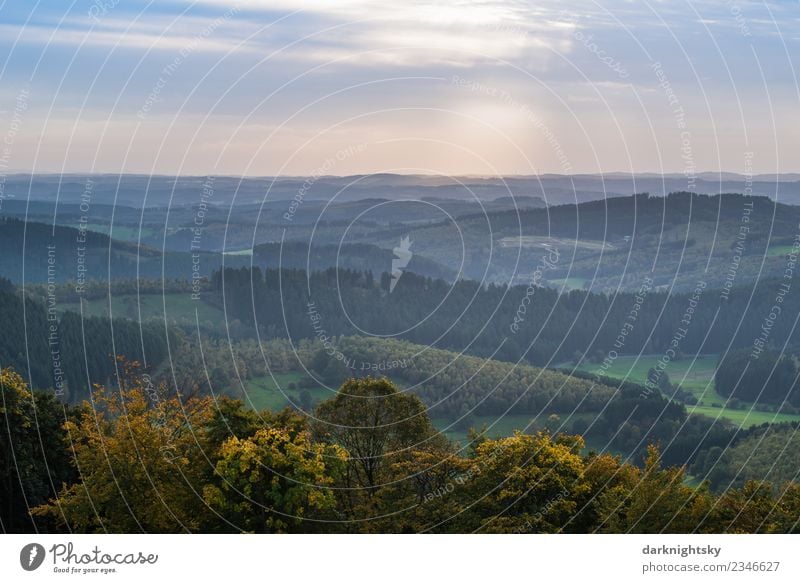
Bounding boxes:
[2,172,799,208]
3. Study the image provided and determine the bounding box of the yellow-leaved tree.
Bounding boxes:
[203,423,347,533]
[33,361,217,533]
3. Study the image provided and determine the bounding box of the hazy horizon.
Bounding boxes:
[5,170,800,179]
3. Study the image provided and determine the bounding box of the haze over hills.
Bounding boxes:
[356,191,800,293]
[2,172,800,209]
[4,189,800,295]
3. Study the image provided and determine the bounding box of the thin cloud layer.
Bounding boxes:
[0,0,796,176]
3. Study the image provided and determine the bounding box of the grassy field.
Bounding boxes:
[547,277,588,291]
[767,244,797,257]
[560,354,800,428]
[238,372,412,413]
[687,405,800,428]
[237,373,335,412]
[58,293,225,326]
[564,353,722,403]
[433,413,592,445]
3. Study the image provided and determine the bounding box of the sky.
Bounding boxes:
[0,0,797,177]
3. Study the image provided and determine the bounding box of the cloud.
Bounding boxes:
[182,0,574,67]
[0,22,244,53]
[0,0,797,174]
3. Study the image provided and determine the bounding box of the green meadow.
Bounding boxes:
[237,373,335,412]
[58,293,225,326]
[561,354,800,429]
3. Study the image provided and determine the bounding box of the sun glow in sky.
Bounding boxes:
[0,0,797,176]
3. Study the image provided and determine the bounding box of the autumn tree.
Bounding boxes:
[593,444,713,533]
[313,377,437,492]
[33,365,217,533]
[456,431,590,533]
[203,420,346,533]
[311,376,448,526]
[704,480,800,533]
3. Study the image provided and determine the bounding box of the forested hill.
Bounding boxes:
[0,281,172,401]
[253,241,456,282]
[0,218,250,283]
[388,191,795,244]
[7,191,798,294]
[213,266,800,377]
[360,192,800,292]
[468,191,792,240]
